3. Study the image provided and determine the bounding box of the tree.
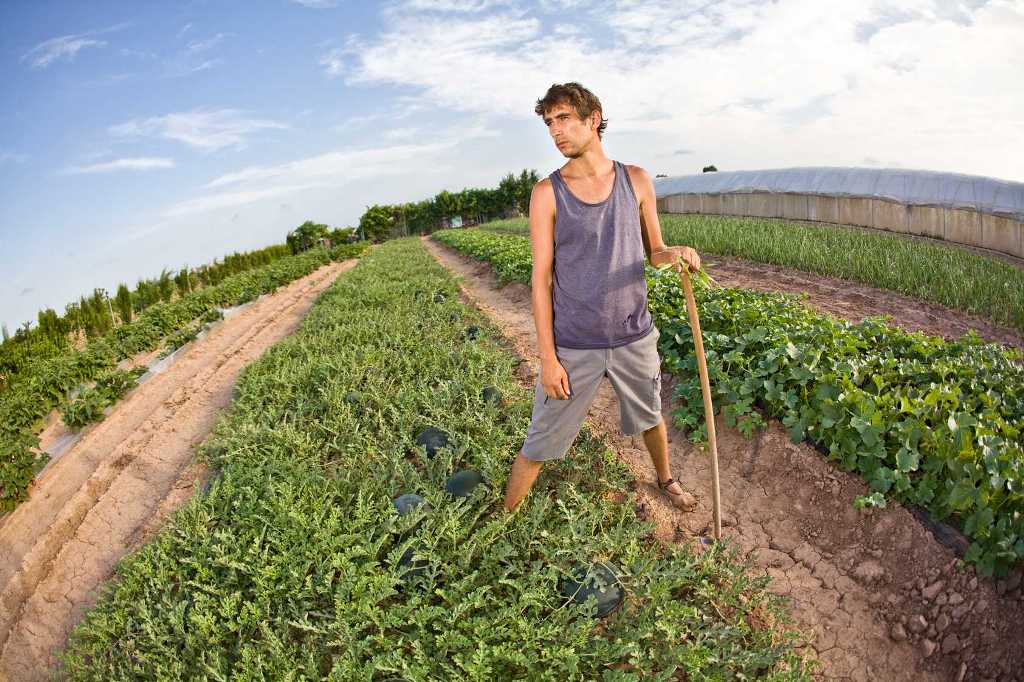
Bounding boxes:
[286,220,329,253]
[115,284,133,324]
[702,165,718,173]
[359,205,394,243]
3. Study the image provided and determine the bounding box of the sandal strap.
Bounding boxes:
[657,477,676,490]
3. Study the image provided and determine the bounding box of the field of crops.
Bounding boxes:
[0,242,368,513]
[480,215,1024,334]
[59,238,814,680]
[434,229,1024,578]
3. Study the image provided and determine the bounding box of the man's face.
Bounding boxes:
[543,102,597,157]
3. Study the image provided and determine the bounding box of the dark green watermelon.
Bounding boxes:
[449,311,460,322]
[433,293,446,303]
[558,561,625,618]
[414,427,450,458]
[398,546,428,581]
[465,325,479,339]
[444,469,484,499]
[344,391,361,404]
[392,493,428,516]
[481,385,502,406]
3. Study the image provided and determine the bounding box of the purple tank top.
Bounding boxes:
[549,159,654,349]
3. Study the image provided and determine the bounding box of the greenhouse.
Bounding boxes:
[654,166,1024,259]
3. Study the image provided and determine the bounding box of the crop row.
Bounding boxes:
[60,237,812,680]
[480,214,1024,334]
[0,242,369,513]
[433,228,1024,577]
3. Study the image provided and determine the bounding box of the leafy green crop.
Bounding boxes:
[60,238,813,681]
[435,228,1024,577]
[0,243,369,512]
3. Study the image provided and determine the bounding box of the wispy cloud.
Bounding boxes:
[291,0,339,7]
[62,157,175,174]
[326,0,1024,180]
[20,21,131,69]
[186,32,230,54]
[162,183,331,218]
[0,150,28,165]
[109,108,289,151]
[177,22,193,39]
[402,0,513,11]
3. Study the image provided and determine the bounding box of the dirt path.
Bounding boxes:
[423,236,1024,682]
[0,259,356,681]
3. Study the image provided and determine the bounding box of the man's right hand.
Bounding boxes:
[540,357,571,399]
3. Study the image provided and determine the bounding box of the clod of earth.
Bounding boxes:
[558,561,626,618]
[414,427,451,459]
[445,469,484,499]
[481,385,502,406]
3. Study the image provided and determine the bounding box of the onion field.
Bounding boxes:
[58,238,814,680]
[433,228,1024,578]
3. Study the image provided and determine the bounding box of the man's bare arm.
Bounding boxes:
[630,165,701,272]
[528,179,571,399]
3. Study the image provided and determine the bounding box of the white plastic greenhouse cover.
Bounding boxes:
[652,167,1024,221]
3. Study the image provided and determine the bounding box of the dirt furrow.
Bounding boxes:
[423,236,1024,682]
[0,259,355,681]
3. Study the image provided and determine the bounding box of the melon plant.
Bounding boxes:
[558,561,626,619]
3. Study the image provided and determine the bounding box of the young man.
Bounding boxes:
[503,82,702,513]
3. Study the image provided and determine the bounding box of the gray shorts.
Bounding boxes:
[521,324,663,462]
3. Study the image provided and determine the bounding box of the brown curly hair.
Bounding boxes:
[534,82,608,140]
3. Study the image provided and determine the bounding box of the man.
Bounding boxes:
[503,82,702,513]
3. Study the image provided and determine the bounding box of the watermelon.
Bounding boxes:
[558,561,625,618]
[393,493,428,516]
[481,385,502,406]
[344,391,361,404]
[433,293,446,303]
[414,427,450,458]
[465,325,479,339]
[444,469,484,499]
[398,546,428,581]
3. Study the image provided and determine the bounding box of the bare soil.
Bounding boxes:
[423,235,1024,682]
[703,253,1024,350]
[0,259,355,681]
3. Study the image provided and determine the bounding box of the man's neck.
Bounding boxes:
[562,147,612,179]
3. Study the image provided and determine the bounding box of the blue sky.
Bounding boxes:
[2,0,1023,332]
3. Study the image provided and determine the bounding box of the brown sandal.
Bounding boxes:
[658,477,697,511]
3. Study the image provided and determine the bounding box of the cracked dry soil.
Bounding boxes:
[423,235,1024,682]
[0,259,356,681]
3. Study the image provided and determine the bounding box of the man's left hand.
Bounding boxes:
[653,246,701,274]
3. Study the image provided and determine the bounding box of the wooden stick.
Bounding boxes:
[679,267,723,541]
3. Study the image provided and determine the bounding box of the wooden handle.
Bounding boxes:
[679,267,722,541]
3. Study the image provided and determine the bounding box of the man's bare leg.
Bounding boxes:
[504,451,544,512]
[641,418,697,509]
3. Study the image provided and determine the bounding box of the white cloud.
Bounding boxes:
[109,108,289,151]
[328,0,1024,181]
[186,32,229,54]
[177,22,193,39]
[19,21,131,69]
[162,184,330,218]
[291,0,339,7]
[0,150,28,165]
[21,36,107,69]
[63,157,175,174]
[401,0,512,11]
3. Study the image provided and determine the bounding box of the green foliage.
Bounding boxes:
[480,214,1024,334]
[359,205,394,243]
[60,238,813,680]
[437,228,1024,577]
[287,220,329,254]
[0,244,369,513]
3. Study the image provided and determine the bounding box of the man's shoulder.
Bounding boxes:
[623,163,651,183]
